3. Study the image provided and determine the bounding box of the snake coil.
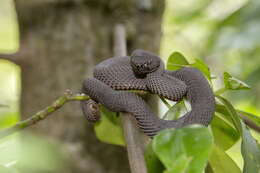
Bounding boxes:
[81,50,215,136]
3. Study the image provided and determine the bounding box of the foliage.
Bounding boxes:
[146,125,213,173]
[223,72,250,91]
[161,52,260,173]
[94,106,125,146]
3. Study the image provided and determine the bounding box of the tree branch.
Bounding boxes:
[114,23,148,173]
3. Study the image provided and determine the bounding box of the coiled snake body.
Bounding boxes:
[81,50,215,136]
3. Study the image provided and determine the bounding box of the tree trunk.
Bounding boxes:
[14,0,165,172]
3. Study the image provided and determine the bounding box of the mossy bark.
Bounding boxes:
[14,0,164,172]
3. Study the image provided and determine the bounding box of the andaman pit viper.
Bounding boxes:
[81,49,215,136]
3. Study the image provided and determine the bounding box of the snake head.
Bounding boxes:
[130,49,161,78]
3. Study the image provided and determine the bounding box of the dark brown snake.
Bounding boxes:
[81,50,215,136]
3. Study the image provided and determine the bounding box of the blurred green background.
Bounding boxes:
[0,0,259,172]
[160,0,260,115]
[0,0,19,54]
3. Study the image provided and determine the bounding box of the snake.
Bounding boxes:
[81,49,215,136]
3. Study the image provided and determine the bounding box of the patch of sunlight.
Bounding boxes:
[226,139,243,170]
[251,130,260,146]
[236,101,260,116]
[160,0,194,62]
[205,0,248,21]
[158,98,175,118]
[160,0,213,62]
[0,59,21,128]
[0,0,19,54]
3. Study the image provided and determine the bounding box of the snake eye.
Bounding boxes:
[147,60,152,65]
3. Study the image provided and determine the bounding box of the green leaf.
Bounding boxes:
[166,52,189,71]
[145,142,164,173]
[152,125,213,173]
[191,58,211,81]
[163,100,187,120]
[224,72,250,90]
[215,95,242,134]
[215,103,234,126]
[166,52,212,83]
[216,95,260,173]
[241,122,260,173]
[211,115,240,151]
[208,145,241,173]
[94,106,125,146]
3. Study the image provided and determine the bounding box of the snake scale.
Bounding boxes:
[81,49,215,136]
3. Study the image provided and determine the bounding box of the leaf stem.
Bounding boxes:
[167,63,190,68]
[159,97,171,109]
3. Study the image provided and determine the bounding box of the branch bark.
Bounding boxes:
[113,24,148,173]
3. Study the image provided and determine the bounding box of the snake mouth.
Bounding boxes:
[130,49,161,78]
[130,58,160,78]
[131,62,155,78]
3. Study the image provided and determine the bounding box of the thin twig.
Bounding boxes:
[159,96,171,109]
[167,63,190,68]
[0,90,88,139]
[239,114,260,133]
